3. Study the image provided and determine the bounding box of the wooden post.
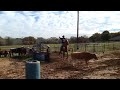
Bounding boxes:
[93,44,95,52]
[77,11,79,50]
[103,43,105,53]
[113,43,115,50]
[85,44,87,52]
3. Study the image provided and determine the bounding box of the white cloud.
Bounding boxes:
[0,11,120,38]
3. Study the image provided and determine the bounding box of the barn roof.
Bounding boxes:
[109,35,120,41]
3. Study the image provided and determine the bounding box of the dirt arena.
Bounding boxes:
[0,51,120,79]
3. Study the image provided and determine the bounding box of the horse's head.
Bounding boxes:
[63,39,69,46]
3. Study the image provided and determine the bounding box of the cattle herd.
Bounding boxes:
[0,46,98,66]
[0,47,34,57]
[0,50,9,57]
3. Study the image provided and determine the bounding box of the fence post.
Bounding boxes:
[74,43,77,52]
[93,44,95,52]
[113,43,115,50]
[26,60,40,79]
[85,44,87,52]
[103,44,105,53]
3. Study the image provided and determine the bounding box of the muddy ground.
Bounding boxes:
[0,51,120,79]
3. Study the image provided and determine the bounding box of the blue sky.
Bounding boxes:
[0,11,120,38]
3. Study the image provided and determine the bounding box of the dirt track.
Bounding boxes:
[0,58,25,79]
[0,51,120,79]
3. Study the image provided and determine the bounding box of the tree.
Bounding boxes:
[69,36,76,43]
[22,36,36,45]
[101,30,111,42]
[13,38,23,45]
[89,33,101,42]
[36,37,46,44]
[79,36,89,43]
[111,32,120,38]
[5,37,13,45]
[47,37,59,44]
[0,37,6,46]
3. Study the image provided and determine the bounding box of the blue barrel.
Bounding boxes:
[36,53,45,61]
[26,60,40,79]
[33,52,45,61]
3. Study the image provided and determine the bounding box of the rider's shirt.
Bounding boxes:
[60,38,66,45]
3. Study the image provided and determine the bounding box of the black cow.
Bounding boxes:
[0,50,9,57]
[9,47,27,57]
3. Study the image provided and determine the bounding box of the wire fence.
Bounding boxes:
[0,42,119,54]
[48,42,120,54]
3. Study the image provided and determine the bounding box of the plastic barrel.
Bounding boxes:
[26,60,40,79]
[33,53,45,61]
[36,53,45,61]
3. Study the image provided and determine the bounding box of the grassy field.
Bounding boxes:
[0,42,120,54]
[0,45,33,50]
[47,42,120,53]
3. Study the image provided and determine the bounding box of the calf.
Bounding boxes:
[0,50,9,57]
[71,52,98,65]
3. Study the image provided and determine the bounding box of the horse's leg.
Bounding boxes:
[63,50,65,60]
[66,51,68,59]
[60,45,63,55]
[59,47,63,58]
[59,50,61,55]
[59,47,62,55]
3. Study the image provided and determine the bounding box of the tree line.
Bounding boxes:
[0,30,120,46]
[89,30,120,42]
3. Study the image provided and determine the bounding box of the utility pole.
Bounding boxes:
[77,11,79,50]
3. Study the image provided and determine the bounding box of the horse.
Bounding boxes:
[59,39,69,59]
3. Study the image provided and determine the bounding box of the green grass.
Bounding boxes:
[0,45,33,50]
[0,42,120,54]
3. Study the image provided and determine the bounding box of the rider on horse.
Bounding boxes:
[59,35,69,58]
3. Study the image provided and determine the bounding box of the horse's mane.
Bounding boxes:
[64,39,69,45]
